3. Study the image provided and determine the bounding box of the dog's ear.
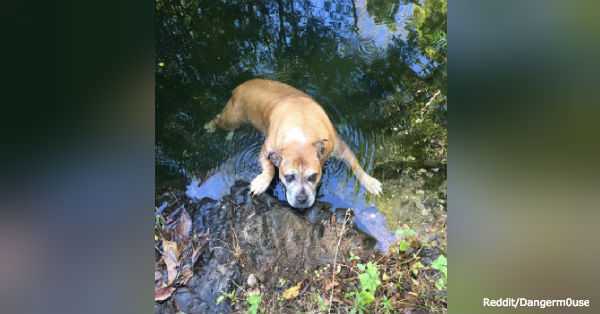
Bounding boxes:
[267,150,282,167]
[313,139,328,161]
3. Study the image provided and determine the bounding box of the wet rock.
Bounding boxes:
[190,197,218,234]
[246,273,257,287]
[227,182,376,288]
[418,246,443,266]
[230,180,250,205]
[156,180,377,314]
[154,298,177,314]
[354,206,399,252]
[173,256,240,314]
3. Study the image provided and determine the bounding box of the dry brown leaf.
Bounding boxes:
[191,245,202,264]
[175,245,195,286]
[282,282,301,300]
[162,240,179,285]
[174,208,192,242]
[192,232,209,261]
[154,286,176,302]
[323,279,338,291]
[178,267,194,286]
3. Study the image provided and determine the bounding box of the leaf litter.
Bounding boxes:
[154,203,209,302]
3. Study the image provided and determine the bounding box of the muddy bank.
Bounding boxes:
[155,181,379,314]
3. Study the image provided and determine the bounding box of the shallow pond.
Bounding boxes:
[156,0,447,251]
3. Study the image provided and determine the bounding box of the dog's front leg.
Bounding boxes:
[250,145,276,195]
[334,138,382,195]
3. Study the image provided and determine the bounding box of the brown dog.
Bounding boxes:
[204,79,382,208]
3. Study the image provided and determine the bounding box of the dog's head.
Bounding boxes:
[268,140,328,208]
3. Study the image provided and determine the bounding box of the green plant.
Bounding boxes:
[216,289,237,305]
[395,226,417,238]
[380,295,393,314]
[398,240,411,252]
[348,262,381,313]
[431,254,447,290]
[395,226,417,252]
[311,292,328,312]
[246,291,262,314]
[349,251,360,261]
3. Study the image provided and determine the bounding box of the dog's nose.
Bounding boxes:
[296,193,308,204]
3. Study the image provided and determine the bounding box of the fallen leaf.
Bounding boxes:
[323,279,338,291]
[282,282,301,300]
[178,267,194,285]
[162,240,179,285]
[165,206,181,225]
[154,286,176,301]
[176,232,210,287]
[191,232,209,263]
[174,207,192,242]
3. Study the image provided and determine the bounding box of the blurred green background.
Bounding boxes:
[450,0,600,313]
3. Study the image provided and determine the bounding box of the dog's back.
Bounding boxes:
[232,79,332,135]
[234,79,306,100]
[232,79,309,116]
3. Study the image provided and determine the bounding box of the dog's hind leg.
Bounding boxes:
[333,137,382,195]
[204,97,245,137]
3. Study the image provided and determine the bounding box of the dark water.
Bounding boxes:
[156,0,447,251]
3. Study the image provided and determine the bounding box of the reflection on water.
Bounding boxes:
[157,0,447,252]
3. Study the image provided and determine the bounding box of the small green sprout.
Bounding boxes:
[246,291,262,314]
[431,254,447,290]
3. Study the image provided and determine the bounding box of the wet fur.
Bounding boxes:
[205,78,382,208]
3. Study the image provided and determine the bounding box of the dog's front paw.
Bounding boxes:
[361,175,382,196]
[204,120,217,133]
[250,173,273,195]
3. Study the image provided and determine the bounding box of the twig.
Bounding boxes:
[399,246,424,265]
[328,209,352,314]
[230,226,242,259]
[419,89,442,120]
[424,90,442,109]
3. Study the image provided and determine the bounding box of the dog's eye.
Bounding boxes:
[284,174,295,183]
[307,174,318,183]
